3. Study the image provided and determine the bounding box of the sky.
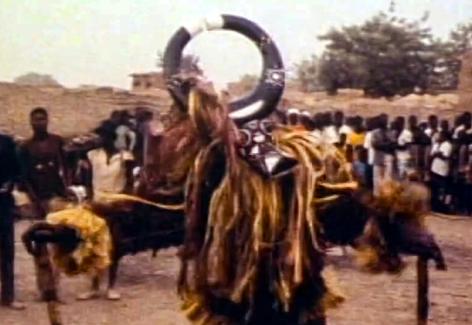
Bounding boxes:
[1,0,471,90]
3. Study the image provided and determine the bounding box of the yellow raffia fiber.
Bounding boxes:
[94,192,185,211]
[354,245,382,272]
[47,207,112,276]
[374,180,429,225]
[321,266,346,309]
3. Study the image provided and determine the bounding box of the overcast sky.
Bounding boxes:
[1,0,471,90]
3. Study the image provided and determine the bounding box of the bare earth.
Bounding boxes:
[1,215,471,325]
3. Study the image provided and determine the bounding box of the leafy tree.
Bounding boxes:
[425,21,472,90]
[318,51,367,95]
[318,11,444,97]
[293,55,319,92]
[14,72,61,87]
[449,22,472,55]
[425,39,461,90]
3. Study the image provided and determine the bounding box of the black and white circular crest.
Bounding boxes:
[163,14,285,125]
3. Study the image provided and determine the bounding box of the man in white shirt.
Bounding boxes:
[322,112,343,145]
[429,131,452,213]
[322,124,340,144]
[115,124,136,152]
[86,122,134,200]
[339,115,353,139]
[396,118,413,179]
[309,113,323,142]
[363,117,376,190]
[87,149,134,196]
[425,115,439,139]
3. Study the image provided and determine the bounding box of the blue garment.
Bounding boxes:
[352,161,367,186]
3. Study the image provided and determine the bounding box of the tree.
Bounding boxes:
[425,39,461,90]
[14,72,61,87]
[318,11,445,97]
[293,55,319,92]
[156,52,203,75]
[449,22,472,55]
[318,51,367,95]
[425,22,472,90]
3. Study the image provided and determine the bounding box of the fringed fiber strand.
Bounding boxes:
[374,180,429,226]
[93,192,185,211]
[179,88,352,324]
[354,180,430,273]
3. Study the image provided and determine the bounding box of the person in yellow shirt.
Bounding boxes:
[347,116,367,182]
[347,116,366,148]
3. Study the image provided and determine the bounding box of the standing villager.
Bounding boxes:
[331,111,347,146]
[286,108,302,128]
[440,119,450,136]
[396,116,413,179]
[0,133,25,310]
[409,115,431,181]
[113,110,136,152]
[348,116,367,185]
[70,122,134,301]
[300,111,316,133]
[386,118,400,180]
[425,115,439,140]
[85,122,135,201]
[371,114,396,195]
[424,115,439,177]
[346,116,365,149]
[363,117,376,190]
[309,113,323,141]
[133,107,154,166]
[19,108,68,219]
[452,112,472,214]
[429,131,453,213]
[338,111,352,138]
[322,112,341,146]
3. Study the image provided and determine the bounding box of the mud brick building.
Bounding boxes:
[130,72,166,91]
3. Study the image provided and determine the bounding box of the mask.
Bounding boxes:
[237,119,297,178]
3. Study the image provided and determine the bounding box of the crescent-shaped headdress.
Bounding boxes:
[162,14,285,125]
[163,15,296,178]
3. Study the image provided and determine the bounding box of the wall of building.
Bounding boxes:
[131,73,166,91]
[0,82,171,138]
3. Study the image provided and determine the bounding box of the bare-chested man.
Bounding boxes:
[19,107,68,219]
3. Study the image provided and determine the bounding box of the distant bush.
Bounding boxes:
[14,72,62,87]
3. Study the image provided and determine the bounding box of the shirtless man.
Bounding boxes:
[19,107,68,219]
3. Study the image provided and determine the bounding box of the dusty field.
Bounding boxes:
[1,215,471,325]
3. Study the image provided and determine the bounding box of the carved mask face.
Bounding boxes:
[237,119,297,178]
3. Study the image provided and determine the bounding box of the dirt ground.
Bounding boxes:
[1,214,471,325]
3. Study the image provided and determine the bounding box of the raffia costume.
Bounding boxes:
[177,89,351,325]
